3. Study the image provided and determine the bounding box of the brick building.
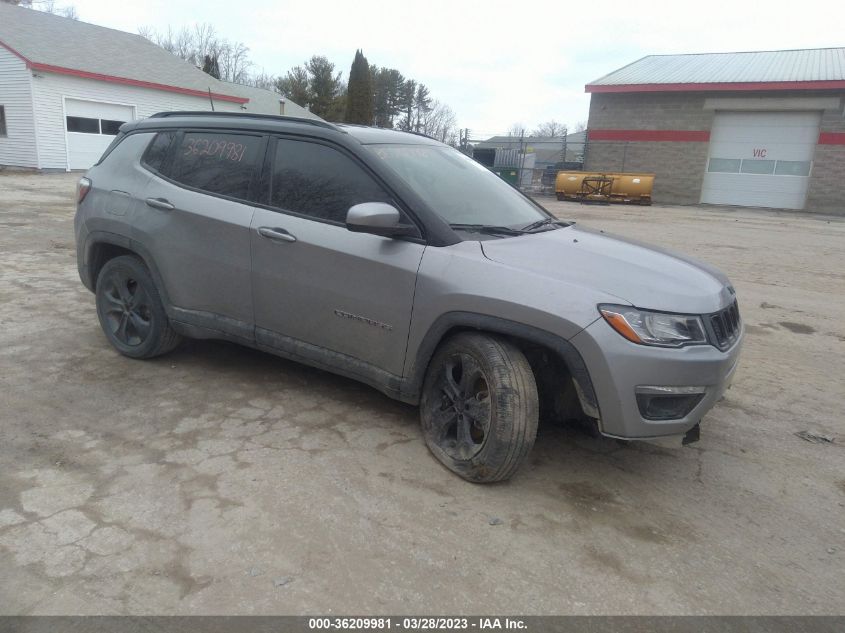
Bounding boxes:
[584,48,845,214]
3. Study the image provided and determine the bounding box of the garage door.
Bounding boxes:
[65,99,134,170]
[701,111,820,210]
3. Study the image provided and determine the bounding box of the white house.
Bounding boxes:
[0,3,315,171]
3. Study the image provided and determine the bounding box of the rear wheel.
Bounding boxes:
[420,333,539,482]
[95,255,181,359]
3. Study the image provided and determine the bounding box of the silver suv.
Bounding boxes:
[74,112,743,482]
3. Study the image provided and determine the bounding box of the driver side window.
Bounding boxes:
[270,138,393,223]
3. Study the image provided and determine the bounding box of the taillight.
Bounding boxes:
[77,177,92,204]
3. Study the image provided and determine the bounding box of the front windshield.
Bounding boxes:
[367,144,549,228]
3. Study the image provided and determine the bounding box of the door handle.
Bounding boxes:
[257,226,297,243]
[145,197,175,211]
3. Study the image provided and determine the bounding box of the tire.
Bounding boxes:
[95,255,181,359]
[556,193,565,201]
[419,333,539,483]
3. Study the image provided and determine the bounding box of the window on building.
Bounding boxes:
[0,106,7,137]
[270,138,392,223]
[740,159,776,175]
[168,132,263,201]
[66,116,100,134]
[66,116,127,135]
[774,160,812,177]
[707,158,741,173]
[100,119,125,136]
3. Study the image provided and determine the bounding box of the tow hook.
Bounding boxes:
[682,423,701,445]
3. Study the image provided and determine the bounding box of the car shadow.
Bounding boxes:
[151,337,686,491]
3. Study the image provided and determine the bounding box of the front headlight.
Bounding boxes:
[598,304,707,347]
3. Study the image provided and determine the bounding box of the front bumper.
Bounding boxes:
[570,316,743,439]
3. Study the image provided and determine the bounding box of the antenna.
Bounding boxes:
[207,88,215,112]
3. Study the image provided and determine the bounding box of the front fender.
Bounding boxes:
[401,311,600,418]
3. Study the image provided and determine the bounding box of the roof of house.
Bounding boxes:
[221,82,317,120]
[476,132,587,148]
[0,2,313,114]
[587,48,845,93]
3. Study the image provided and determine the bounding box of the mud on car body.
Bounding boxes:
[75,112,743,482]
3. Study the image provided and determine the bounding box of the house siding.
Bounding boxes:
[31,72,244,170]
[0,46,38,168]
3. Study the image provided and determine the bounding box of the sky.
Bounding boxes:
[50,0,844,137]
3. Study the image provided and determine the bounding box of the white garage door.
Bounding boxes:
[701,111,820,209]
[65,99,134,170]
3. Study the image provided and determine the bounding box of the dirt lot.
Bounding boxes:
[0,171,843,615]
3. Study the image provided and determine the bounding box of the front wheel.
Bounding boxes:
[419,333,539,483]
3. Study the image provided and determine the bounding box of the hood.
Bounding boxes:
[480,225,734,314]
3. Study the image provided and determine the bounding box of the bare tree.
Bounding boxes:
[217,41,252,84]
[532,120,567,137]
[507,123,526,137]
[22,0,79,18]
[245,71,277,91]
[573,120,588,133]
[419,100,458,145]
[139,23,253,84]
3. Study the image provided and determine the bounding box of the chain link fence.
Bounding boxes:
[458,131,589,195]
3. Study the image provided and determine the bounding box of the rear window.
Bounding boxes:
[142,131,177,174]
[169,131,263,201]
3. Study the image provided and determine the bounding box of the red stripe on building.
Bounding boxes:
[29,63,249,103]
[0,40,32,65]
[588,129,711,142]
[585,80,845,93]
[818,132,845,145]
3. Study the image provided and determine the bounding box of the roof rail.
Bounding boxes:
[336,122,437,141]
[149,111,343,132]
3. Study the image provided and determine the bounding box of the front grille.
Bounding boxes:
[708,301,741,350]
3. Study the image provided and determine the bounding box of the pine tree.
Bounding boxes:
[345,50,374,125]
[397,80,416,131]
[275,66,310,109]
[414,84,432,133]
[305,56,344,120]
[202,54,221,79]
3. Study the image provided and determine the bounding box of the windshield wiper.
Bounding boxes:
[520,217,560,232]
[449,223,526,236]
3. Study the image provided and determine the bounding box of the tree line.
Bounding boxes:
[5,0,79,19]
[279,50,458,145]
[508,120,588,139]
[138,25,459,145]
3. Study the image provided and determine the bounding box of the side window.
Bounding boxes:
[169,132,263,201]
[142,131,176,174]
[270,138,392,223]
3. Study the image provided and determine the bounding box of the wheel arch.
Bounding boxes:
[82,232,172,308]
[402,312,600,420]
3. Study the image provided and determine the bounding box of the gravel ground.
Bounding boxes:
[0,171,843,615]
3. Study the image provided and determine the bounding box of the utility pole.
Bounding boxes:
[562,125,568,166]
[460,128,470,154]
[518,128,526,190]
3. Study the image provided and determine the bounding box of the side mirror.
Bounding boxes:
[346,202,418,238]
